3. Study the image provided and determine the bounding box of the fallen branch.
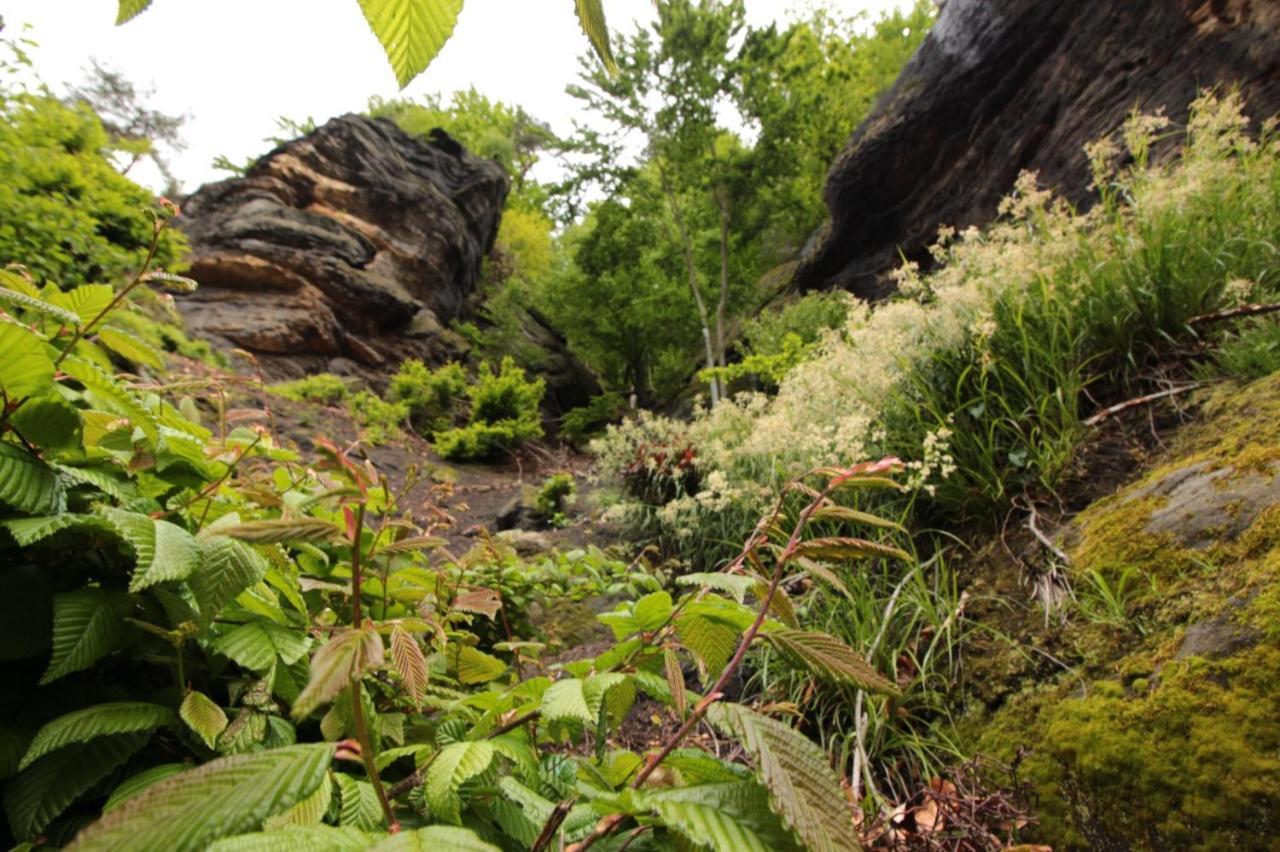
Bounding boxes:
[1083,383,1200,427]
[1188,301,1280,327]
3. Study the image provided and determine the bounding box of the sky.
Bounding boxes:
[2,0,912,192]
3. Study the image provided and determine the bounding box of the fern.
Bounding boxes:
[41,588,133,684]
[98,508,201,592]
[765,630,899,695]
[66,743,335,850]
[0,323,54,401]
[357,0,463,88]
[4,732,148,839]
[425,741,495,823]
[706,703,860,852]
[20,702,174,770]
[0,442,62,515]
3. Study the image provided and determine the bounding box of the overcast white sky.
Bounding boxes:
[3,0,911,192]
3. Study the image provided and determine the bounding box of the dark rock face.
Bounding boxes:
[177,116,508,375]
[795,0,1280,298]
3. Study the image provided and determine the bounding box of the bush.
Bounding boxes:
[387,358,468,435]
[346,390,407,445]
[559,392,626,446]
[270,372,351,405]
[434,357,545,461]
[535,472,576,525]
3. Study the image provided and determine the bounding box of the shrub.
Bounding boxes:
[346,390,407,445]
[270,372,351,405]
[535,472,576,525]
[386,358,468,435]
[434,357,545,461]
[559,391,626,446]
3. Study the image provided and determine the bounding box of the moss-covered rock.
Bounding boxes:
[965,374,1280,849]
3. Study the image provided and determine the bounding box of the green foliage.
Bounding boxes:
[0,93,185,287]
[270,373,351,406]
[559,392,626,446]
[357,0,464,89]
[386,358,466,436]
[434,358,544,460]
[534,472,576,522]
[346,390,408,446]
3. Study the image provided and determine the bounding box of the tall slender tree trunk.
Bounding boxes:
[660,168,720,405]
[714,186,731,378]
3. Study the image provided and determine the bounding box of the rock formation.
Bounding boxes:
[176,114,600,415]
[795,0,1280,298]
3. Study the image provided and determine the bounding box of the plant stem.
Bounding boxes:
[347,503,399,832]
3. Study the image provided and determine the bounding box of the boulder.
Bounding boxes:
[795,0,1280,299]
[176,116,508,378]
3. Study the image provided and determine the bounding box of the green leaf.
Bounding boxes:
[42,588,132,684]
[292,628,385,719]
[808,505,906,532]
[103,764,188,813]
[98,326,166,370]
[454,645,507,685]
[390,626,428,709]
[98,508,201,592]
[115,0,153,24]
[191,536,269,621]
[61,355,159,444]
[180,691,228,749]
[765,630,899,695]
[574,0,616,73]
[634,590,674,631]
[0,287,81,327]
[1,513,87,546]
[4,732,148,840]
[652,799,771,851]
[213,622,311,672]
[335,773,384,830]
[0,323,54,401]
[425,741,495,824]
[358,0,463,88]
[706,704,859,852]
[48,284,114,324]
[220,518,345,545]
[263,771,332,829]
[369,826,500,851]
[207,825,374,851]
[0,442,61,514]
[10,395,82,450]
[676,612,740,681]
[540,678,592,724]
[66,743,335,851]
[20,702,173,770]
[791,536,910,563]
[676,573,758,604]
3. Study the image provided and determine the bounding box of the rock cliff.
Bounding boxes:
[795,0,1280,298]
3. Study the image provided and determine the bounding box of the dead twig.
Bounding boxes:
[1083,383,1201,427]
[1188,301,1280,326]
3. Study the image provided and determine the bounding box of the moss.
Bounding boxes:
[1144,374,1280,480]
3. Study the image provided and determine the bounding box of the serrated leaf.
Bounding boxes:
[808,505,905,532]
[103,764,188,813]
[452,587,501,618]
[49,283,113,325]
[391,627,428,709]
[180,691,228,749]
[454,645,507,685]
[66,743,335,851]
[98,326,166,370]
[209,825,373,851]
[665,647,687,717]
[0,323,54,401]
[425,741,495,824]
[791,536,910,563]
[634,590,673,631]
[10,394,81,450]
[0,287,81,326]
[675,612,739,681]
[652,799,771,851]
[0,441,61,514]
[541,678,593,724]
[53,461,137,501]
[263,770,332,829]
[1,513,88,546]
[644,781,802,851]
[4,732,147,840]
[706,704,859,852]
[369,826,500,851]
[765,630,898,695]
[98,508,201,592]
[60,355,158,444]
[220,518,345,545]
[115,0,152,24]
[335,773,384,830]
[358,0,463,88]
[379,534,446,554]
[574,0,616,73]
[292,628,385,719]
[191,536,269,621]
[20,702,173,770]
[677,572,758,604]
[42,588,132,684]
[213,622,311,672]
